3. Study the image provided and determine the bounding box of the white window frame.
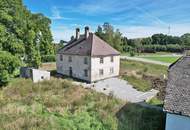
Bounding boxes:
[60,54,63,61]
[110,67,114,74]
[84,57,88,64]
[111,56,114,62]
[100,57,104,64]
[68,56,72,62]
[84,69,88,77]
[99,69,104,76]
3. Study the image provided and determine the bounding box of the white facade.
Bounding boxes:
[91,56,120,81]
[165,113,190,130]
[56,54,120,82]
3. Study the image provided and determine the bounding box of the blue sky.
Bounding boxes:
[23,0,190,42]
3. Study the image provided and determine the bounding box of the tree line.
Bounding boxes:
[95,23,190,55]
[0,0,54,86]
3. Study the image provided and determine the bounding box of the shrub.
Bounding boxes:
[0,51,21,86]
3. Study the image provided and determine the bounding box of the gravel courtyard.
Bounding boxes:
[74,78,159,103]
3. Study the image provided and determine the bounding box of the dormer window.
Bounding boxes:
[100,57,104,64]
[68,56,72,62]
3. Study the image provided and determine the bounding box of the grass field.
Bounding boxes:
[120,60,167,94]
[122,75,152,92]
[120,60,168,77]
[139,56,180,63]
[0,78,165,130]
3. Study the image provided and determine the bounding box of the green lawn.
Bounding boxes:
[139,56,180,63]
[120,60,168,77]
[123,75,152,92]
[0,78,165,130]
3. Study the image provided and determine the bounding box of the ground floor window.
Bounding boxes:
[84,69,88,77]
[99,69,104,76]
[110,67,114,74]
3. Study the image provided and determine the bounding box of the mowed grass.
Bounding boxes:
[139,56,180,63]
[0,78,165,130]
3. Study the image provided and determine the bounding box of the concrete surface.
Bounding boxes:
[74,77,159,103]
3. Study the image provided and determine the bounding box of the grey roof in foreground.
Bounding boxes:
[58,33,120,56]
[164,56,190,117]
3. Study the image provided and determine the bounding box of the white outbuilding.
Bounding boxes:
[56,27,120,83]
[20,67,50,83]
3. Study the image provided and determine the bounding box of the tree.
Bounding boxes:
[181,33,190,47]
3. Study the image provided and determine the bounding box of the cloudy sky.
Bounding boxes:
[24,0,190,42]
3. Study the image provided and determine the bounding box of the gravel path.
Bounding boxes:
[74,78,159,103]
[121,56,171,66]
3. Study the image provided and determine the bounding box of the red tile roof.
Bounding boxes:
[58,33,120,56]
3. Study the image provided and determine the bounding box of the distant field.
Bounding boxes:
[139,56,180,63]
[121,51,176,56]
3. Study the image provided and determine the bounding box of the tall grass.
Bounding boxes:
[0,78,165,130]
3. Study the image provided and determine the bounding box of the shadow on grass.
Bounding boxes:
[116,103,166,130]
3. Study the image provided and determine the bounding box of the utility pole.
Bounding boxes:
[168,26,171,35]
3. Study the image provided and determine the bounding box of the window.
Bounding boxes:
[68,56,72,62]
[84,69,88,77]
[111,56,114,62]
[60,54,63,61]
[41,76,44,79]
[84,57,88,64]
[110,67,114,74]
[99,69,104,76]
[100,57,104,64]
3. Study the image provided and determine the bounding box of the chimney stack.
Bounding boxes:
[76,28,80,40]
[85,26,89,39]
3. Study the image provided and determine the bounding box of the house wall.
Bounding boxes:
[32,69,50,83]
[91,55,120,82]
[165,113,190,130]
[56,54,91,81]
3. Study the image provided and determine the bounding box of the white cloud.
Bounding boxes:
[116,23,190,39]
[51,6,74,20]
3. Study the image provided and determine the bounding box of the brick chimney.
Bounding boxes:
[76,28,80,40]
[85,26,89,39]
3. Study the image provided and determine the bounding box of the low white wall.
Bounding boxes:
[165,113,190,130]
[56,54,91,81]
[32,69,50,83]
[91,55,120,82]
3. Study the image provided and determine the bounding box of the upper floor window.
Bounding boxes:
[100,57,104,64]
[84,69,88,77]
[84,57,88,64]
[99,69,104,76]
[60,54,63,61]
[111,56,114,62]
[68,56,72,62]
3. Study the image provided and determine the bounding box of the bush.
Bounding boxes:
[41,55,55,62]
[0,51,21,86]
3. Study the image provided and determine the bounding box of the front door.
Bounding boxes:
[69,67,72,77]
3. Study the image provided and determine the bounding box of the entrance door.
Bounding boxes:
[69,67,72,77]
